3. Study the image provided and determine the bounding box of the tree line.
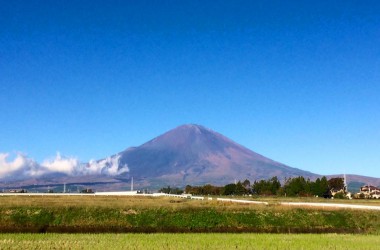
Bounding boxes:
[160,176,345,197]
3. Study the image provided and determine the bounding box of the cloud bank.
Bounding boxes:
[0,152,129,180]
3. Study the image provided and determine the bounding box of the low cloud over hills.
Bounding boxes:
[0,152,129,181]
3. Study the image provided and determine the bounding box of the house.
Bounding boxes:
[357,185,380,199]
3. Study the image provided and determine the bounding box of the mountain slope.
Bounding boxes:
[116,124,318,186]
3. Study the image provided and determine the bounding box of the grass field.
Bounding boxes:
[0,195,379,234]
[0,233,379,249]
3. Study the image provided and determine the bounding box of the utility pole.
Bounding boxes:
[343,173,347,192]
[131,177,134,191]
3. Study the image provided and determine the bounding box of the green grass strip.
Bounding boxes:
[0,233,379,249]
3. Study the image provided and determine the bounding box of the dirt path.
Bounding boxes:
[279,202,380,210]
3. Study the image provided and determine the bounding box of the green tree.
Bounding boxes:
[235,181,246,195]
[223,183,236,195]
[185,185,192,194]
[309,177,329,197]
[320,176,329,195]
[270,176,281,195]
[283,176,309,196]
[328,177,344,191]
[159,186,171,194]
[252,176,281,195]
[158,186,183,194]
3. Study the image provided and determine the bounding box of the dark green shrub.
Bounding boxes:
[334,192,346,199]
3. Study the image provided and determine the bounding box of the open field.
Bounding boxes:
[0,196,379,233]
[0,233,379,249]
[1,195,380,208]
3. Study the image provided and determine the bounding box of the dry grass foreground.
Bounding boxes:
[2,195,380,208]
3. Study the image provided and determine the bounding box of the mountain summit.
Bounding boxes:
[115,124,317,186]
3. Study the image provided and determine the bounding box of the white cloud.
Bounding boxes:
[0,153,41,179]
[0,152,129,180]
[42,153,80,176]
[88,155,129,176]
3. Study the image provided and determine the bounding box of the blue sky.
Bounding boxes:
[1,0,379,177]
